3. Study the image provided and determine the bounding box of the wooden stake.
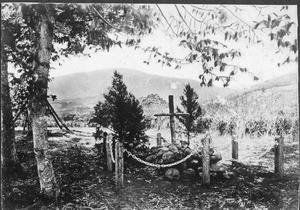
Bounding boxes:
[275,136,284,178]
[232,136,239,160]
[106,134,113,172]
[115,140,124,189]
[157,133,162,146]
[202,133,210,185]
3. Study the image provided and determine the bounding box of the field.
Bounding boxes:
[3,127,299,210]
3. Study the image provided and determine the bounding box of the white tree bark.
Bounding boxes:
[31,7,59,199]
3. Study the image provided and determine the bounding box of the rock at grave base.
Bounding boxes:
[210,153,222,164]
[168,144,179,153]
[180,140,189,149]
[210,163,227,172]
[182,168,196,180]
[162,151,175,163]
[183,147,192,156]
[156,147,170,158]
[165,168,180,180]
[146,154,156,162]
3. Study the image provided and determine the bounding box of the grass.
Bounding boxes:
[2,128,299,210]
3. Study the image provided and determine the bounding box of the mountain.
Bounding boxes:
[48,68,235,115]
[226,71,298,100]
[221,71,298,118]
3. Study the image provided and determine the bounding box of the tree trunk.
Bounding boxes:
[1,56,19,174]
[31,8,59,199]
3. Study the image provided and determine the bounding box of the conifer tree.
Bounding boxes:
[91,71,148,152]
[176,84,202,145]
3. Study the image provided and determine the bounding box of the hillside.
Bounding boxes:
[49,68,298,121]
[220,71,299,119]
[49,68,235,115]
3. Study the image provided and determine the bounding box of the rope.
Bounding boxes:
[123,145,201,168]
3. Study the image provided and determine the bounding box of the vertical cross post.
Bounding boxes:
[169,95,176,144]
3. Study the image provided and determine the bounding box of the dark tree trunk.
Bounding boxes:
[31,8,59,199]
[1,57,19,173]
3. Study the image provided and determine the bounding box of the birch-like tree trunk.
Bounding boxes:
[31,8,59,199]
[1,56,18,173]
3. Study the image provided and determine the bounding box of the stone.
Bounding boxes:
[174,143,182,150]
[182,168,196,180]
[156,147,169,158]
[165,168,180,180]
[210,163,227,172]
[180,140,189,149]
[210,153,222,164]
[183,147,192,156]
[168,144,179,153]
[146,154,156,162]
[162,151,175,163]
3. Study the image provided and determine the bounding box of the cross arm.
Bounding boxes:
[154,113,189,117]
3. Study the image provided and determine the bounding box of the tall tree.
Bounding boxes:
[91,71,148,152]
[1,56,19,175]
[2,3,154,199]
[1,3,19,183]
[176,84,202,145]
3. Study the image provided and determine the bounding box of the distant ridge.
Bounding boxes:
[49,68,235,103]
[226,71,298,100]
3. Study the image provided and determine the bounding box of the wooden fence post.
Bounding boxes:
[202,133,210,185]
[275,136,284,178]
[232,135,239,160]
[115,140,124,189]
[105,134,113,172]
[157,133,162,146]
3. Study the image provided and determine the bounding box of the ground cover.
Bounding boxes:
[2,128,299,210]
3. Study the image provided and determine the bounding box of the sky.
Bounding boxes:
[9,4,299,90]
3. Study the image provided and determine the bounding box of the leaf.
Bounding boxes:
[207,79,213,87]
[230,71,235,76]
[214,60,218,67]
[253,76,259,81]
[179,40,187,47]
[254,22,260,29]
[285,22,295,32]
[220,65,225,72]
[225,31,228,40]
[290,44,297,53]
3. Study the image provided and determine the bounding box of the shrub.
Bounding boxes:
[90,71,148,152]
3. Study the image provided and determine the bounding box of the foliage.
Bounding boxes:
[176,84,203,143]
[2,3,156,118]
[196,117,213,134]
[134,5,297,87]
[90,71,148,152]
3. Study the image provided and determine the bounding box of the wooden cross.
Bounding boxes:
[154,95,189,144]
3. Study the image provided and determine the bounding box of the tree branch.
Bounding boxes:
[174,4,194,34]
[181,5,205,23]
[90,5,121,32]
[220,5,259,41]
[190,5,214,12]
[156,4,177,36]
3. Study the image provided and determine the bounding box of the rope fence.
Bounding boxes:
[123,148,198,168]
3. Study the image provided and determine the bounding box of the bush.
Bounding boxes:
[90,71,148,152]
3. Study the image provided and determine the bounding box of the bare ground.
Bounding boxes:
[2,129,299,210]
